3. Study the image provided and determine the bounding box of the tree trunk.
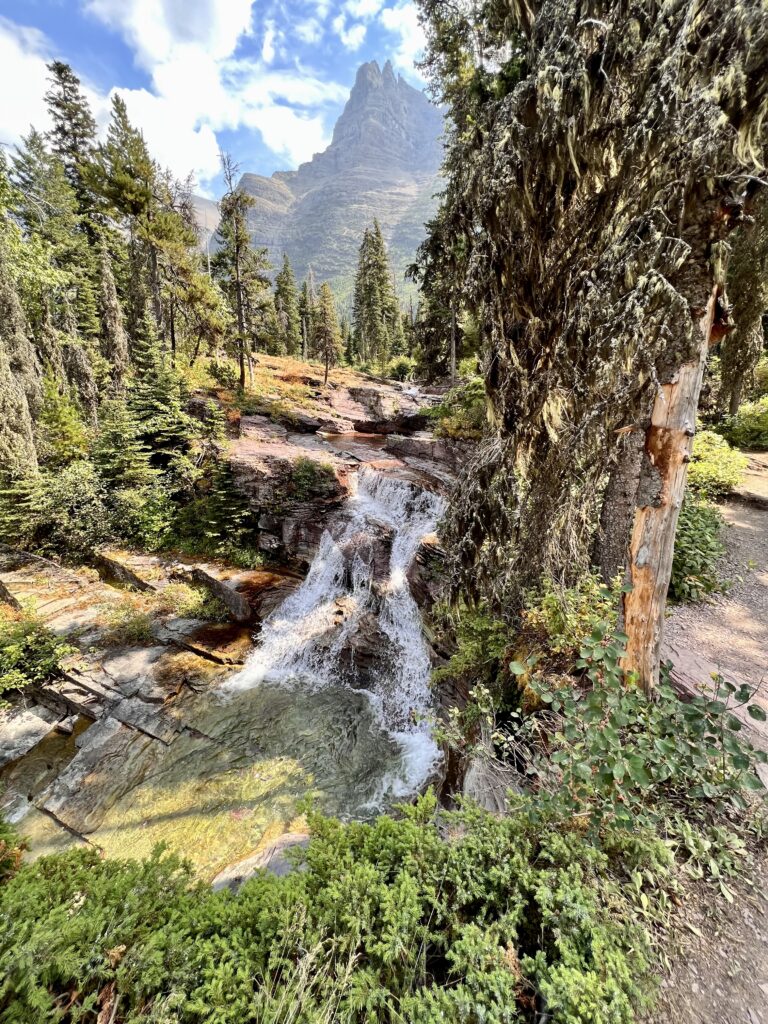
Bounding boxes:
[622,285,719,691]
[450,307,457,386]
[169,300,176,368]
[593,426,646,585]
[728,378,742,417]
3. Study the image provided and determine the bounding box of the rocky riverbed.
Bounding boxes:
[1,371,463,884]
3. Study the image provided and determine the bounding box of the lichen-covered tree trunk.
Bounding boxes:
[622,286,719,690]
[594,428,646,586]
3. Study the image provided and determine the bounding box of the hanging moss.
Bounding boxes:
[418,0,768,609]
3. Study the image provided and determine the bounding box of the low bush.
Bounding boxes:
[717,395,768,451]
[151,583,229,622]
[523,572,622,657]
[290,457,338,500]
[208,359,240,390]
[0,461,114,560]
[0,608,74,702]
[426,378,486,440]
[387,355,416,381]
[670,493,725,602]
[99,599,155,647]
[687,430,747,496]
[0,793,655,1024]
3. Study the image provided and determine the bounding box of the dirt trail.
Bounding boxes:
[652,460,768,1023]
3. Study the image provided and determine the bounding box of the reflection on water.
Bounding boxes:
[92,682,415,879]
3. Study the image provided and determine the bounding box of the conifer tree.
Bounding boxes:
[274,254,302,355]
[98,244,129,388]
[298,278,316,360]
[352,221,402,370]
[44,61,97,212]
[315,283,343,385]
[92,398,156,488]
[213,154,270,386]
[12,131,100,341]
[35,373,88,468]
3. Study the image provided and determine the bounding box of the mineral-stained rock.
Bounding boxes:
[0,704,60,769]
[41,718,164,834]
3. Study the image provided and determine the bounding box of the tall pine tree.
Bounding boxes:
[274,254,301,356]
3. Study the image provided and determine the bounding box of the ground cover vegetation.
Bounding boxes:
[2,2,768,1022]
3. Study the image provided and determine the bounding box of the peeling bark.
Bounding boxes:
[622,286,719,691]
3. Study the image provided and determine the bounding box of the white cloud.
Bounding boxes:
[80,0,348,185]
[345,0,384,19]
[0,18,52,146]
[0,17,110,150]
[379,2,426,80]
[296,18,322,44]
[261,21,276,64]
[82,0,254,66]
[332,14,366,51]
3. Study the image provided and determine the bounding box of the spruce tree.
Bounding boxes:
[92,398,156,488]
[298,279,315,360]
[12,131,100,341]
[352,222,402,370]
[274,254,302,355]
[98,244,129,388]
[35,373,88,468]
[44,61,97,211]
[315,283,343,385]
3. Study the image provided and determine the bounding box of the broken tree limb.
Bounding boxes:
[621,284,719,691]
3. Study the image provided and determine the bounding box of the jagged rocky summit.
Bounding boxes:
[200,60,444,299]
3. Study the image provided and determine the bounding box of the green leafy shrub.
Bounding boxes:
[670,493,724,602]
[717,395,768,450]
[528,629,767,830]
[687,430,747,495]
[432,606,509,693]
[0,816,23,883]
[426,378,487,439]
[0,794,653,1024]
[290,457,338,500]
[170,463,261,565]
[152,583,229,622]
[523,572,622,656]
[754,355,768,398]
[209,359,240,390]
[0,608,74,700]
[387,355,416,381]
[109,483,176,551]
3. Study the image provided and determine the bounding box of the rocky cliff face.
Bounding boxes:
[237,60,444,298]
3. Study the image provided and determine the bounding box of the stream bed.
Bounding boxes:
[2,466,444,881]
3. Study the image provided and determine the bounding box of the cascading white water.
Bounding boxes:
[225,465,444,806]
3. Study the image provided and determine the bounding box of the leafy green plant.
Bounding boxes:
[0,817,23,883]
[290,458,338,501]
[208,359,240,390]
[152,583,229,622]
[387,355,416,381]
[670,492,725,602]
[0,794,654,1024]
[0,461,114,560]
[99,599,154,647]
[717,395,768,450]
[523,572,622,656]
[687,430,747,495]
[528,628,767,829]
[425,378,487,439]
[0,608,74,700]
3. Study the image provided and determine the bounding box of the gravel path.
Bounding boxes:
[652,462,768,1024]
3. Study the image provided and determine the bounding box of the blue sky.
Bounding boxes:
[0,0,426,195]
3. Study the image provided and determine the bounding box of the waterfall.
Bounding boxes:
[225,465,444,804]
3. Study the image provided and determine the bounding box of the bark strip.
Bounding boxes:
[622,285,719,691]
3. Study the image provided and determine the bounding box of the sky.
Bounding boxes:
[0,0,427,196]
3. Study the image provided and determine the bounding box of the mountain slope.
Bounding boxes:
[238,60,444,302]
